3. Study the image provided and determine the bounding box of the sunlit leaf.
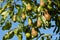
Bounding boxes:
[18,23,24,32]
[3,30,14,39]
[8,30,14,39]
[14,28,19,35]
[12,14,17,22]
[0,0,3,2]
[1,10,9,19]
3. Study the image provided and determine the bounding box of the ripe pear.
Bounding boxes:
[44,13,51,21]
[37,17,42,28]
[26,3,32,11]
[31,28,38,38]
[40,0,45,6]
[21,13,26,20]
[44,10,51,21]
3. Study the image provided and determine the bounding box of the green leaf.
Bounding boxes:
[16,4,20,10]
[56,16,60,27]
[8,30,14,39]
[16,7,22,17]
[32,14,37,19]
[14,28,19,35]
[58,16,60,21]
[33,6,37,12]
[43,0,48,4]
[0,0,3,2]
[9,11,14,18]
[47,5,52,10]
[3,30,14,39]
[9,5,14,11]
[18,23,24,32]
[41,37,44,40]
[41,34,51,37]
[2,21,12,30]
[0,18,5,25]
[16,16,20,22]
[3,36,7,40]
[17,34,22,40]
[46,37,50,40]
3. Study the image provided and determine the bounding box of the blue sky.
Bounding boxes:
[0,0,59,40]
